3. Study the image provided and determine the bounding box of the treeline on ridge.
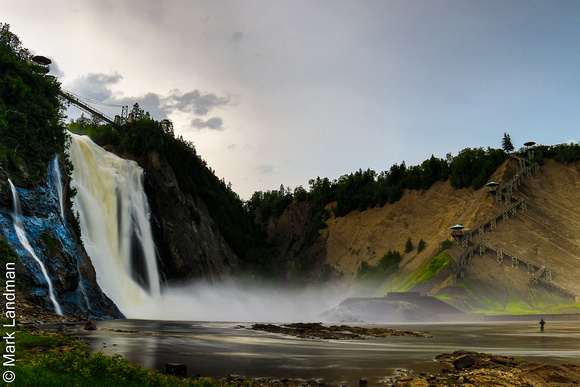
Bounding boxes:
[250,147,509,221]
[249,139,580,237]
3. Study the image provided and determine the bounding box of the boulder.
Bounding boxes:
[453,354,476,370]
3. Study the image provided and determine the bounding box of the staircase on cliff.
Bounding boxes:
[448,152,576,300]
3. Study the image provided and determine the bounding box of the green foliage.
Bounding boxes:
[250,146,506,242]
[404,237,413,253]
[0,240,26,289]
[0,239,18,265]
[440,239,453,251]
[417,238,426,253]
[396,252,453,292]
[249,187,293,222]
[529,143,580,165]
[40,232,58,257]
[378,250,402,272]
[356,250,401,284]
[449,147,508,189]
[502,132,515,153]
[0,23,66,180]
[5,326,219,387]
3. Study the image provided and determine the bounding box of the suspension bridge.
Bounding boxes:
[59,88,128,129]
[31,54,129,129]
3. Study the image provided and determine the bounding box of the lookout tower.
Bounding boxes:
[31,55,51,74]
[524,141,536,159]
[451,224,471,248]
[450,224,465,240]
[485,181,499,196]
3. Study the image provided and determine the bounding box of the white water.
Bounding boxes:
[67,133,160,316]
[51,157,65,220]
[8,179,63,315]
[65,133,349,322]
[77,269,92,312]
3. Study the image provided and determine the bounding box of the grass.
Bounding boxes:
[436,279,580,315]
[394,252,453,292]
[0,319,232,387]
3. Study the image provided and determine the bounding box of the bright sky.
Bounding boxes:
[4,1,580,199]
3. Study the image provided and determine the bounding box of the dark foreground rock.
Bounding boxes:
[385,350,580,386]
[248,322,432,340]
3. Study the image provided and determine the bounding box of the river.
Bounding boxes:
[71,319,580,385]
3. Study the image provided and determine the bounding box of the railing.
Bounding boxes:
[59,90,120,128]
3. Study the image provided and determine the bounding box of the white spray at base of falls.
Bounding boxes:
[9,179,63,315]
[67,133,160,316]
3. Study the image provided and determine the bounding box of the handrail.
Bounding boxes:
[60,90,120,128]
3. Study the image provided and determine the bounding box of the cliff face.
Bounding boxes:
[265,157,580,311]
[110,147,240,283]
[0,159,123,318]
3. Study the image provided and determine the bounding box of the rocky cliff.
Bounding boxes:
[0,158,123,318]
[264,157,580,313]
[106,146,240,283]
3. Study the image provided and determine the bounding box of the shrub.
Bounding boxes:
[417,238,426,252]
[404,237,413,253]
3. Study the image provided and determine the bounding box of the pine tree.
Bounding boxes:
[405,237,413,253]
[502,132,515,153]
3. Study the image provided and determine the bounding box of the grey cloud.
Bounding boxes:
[191,117,223,130]
[256,164,274,175]
[165,89,230,115]
[48,61,65,78]
[66,72,230,128]
[69,72,123,101]
[231,31,243,44]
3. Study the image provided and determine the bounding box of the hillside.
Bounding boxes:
[267,156,580,313]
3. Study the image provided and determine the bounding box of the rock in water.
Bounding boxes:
[453,354,476,370]
[84,320,97,331]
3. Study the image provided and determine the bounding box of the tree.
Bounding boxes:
[405,237,413,253]
[502,132,515,153]
[417,238,426,252]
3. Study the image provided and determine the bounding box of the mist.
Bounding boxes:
[125,278,353,323]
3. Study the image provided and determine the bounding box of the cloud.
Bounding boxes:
[166,89,231,116]
[65,72,231,129]
[68,72,123,101]
[256,164,274,175]
[231,31,243,44]
[191,117,223,130]
[48,61,65,78]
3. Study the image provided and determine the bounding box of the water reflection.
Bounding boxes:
[78,320,580,385]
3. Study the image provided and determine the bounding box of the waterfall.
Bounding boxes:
[51,156,65,220]
[8,179,63,315]
[67,132,160,316]
[77,269,92,313]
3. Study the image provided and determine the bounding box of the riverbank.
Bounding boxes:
[31,319,580,385]
[386,350,580,386]
[13,325,580,386]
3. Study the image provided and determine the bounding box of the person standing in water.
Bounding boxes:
[540,318,546,332]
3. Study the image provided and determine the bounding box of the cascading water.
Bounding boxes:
[51,156,65,220]
[9,179,63,315]
[77,269,92,312]
[67,132,160,316]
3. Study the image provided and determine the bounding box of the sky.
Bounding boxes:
[3,1,580,199]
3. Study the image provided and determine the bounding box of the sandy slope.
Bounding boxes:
[317,158,580,301]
